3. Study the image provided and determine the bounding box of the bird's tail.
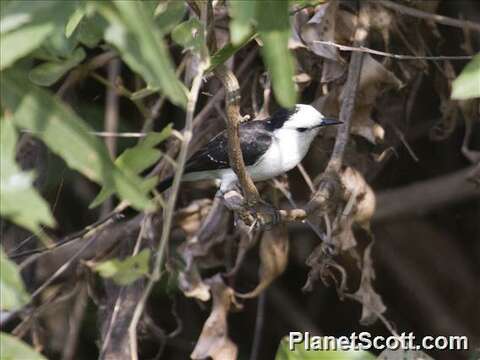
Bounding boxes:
[157,176,174,193]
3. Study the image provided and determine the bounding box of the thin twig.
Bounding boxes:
[61,284,89,360]
[27,235,98,303]
[313,40,474,61]
[249,292,266,360]
[127,63,206,360]
[297,164,315,193]
[326,31,366,173]
[56,51,117,98]
[105,59,121,157]
[376,0,480,32]
[20,129,148,138]
[391,124,419,162]
[90,72,150,118]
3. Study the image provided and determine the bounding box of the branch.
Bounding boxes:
[127,61,206,359]
[376,0,480,32]
[213,65,261,206]
[206,1,261,206]
[374,166,480,221]
[304,6,368,225]
[326,35,366,173]
[313,40,474,61]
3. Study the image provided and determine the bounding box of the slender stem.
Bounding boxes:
[127,64,206,359]
[249,292,266,360]
[326,32,366,173]
[313,40,474,61]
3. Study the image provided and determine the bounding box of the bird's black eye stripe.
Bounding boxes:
[297,127,308,132]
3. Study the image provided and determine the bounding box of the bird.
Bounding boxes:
[158,104,341,193]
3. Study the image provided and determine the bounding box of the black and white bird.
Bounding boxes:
[158,104,340,193]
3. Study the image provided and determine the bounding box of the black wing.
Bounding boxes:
[185,121,272,173]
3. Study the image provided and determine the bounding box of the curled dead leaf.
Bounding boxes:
[175,199,213,238]
[342,54,403,106]
[237,225,289,298]
[301,1,341,62]
[191,275,239,360]
[347,243,387,326]
[340,166,376,227]
[177,198,231,301]
[178,262,211,302]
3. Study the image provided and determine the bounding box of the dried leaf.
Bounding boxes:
[345,54,402,106]
[175,199,213,238]
[340,167,376,227]
[301,1,340,62]
[178,263,211,302]
[177,199,231,301]
[237,225,289,298]
[349,243,386,325]
[191,275,238,360]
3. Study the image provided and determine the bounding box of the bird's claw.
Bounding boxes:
[248,202,280,230]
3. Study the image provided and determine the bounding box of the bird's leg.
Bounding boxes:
[247,198,281,230]
[220,184,280,229]
[220,186,256,226]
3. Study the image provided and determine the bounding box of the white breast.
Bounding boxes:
[247,128,315,181]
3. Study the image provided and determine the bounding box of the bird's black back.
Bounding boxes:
[157,107,297,192]
[184,120,273,173]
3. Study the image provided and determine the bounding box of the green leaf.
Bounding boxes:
[93,249,151,285]
[90,125,172,208]
[0,0,76,70]
[0,118,55,235]
[275,336,376,360]
[65,6,86,38]
[154,0,186,34]
[228,0,256,44]
[256,0,297,107]
[76,13,106,49]
[130,86,158,100]
[97,1,187,108]
[0,246,31,311]
[41,23,80,60]
[1,70,152,211]
[29,47,86,86]
[208,31,256,73]
[172,18,206,55]
[0,332,47,360]
[451,53,480,100]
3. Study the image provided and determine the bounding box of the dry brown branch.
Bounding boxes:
[326,39,366,173]
[199,0,261,207]
[374,166,480,221]
[376,0,480,32]
[313,40,474,61]
[213,65,261,206]
[305,21,367,218]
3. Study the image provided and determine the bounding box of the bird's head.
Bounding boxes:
[267,104,341,135]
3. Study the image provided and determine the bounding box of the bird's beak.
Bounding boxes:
[321,118,342,126]
[313,118,342,128]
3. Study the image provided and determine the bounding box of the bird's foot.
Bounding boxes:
[248,201,280,230]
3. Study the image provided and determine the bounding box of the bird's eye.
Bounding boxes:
[297,127,308,132]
